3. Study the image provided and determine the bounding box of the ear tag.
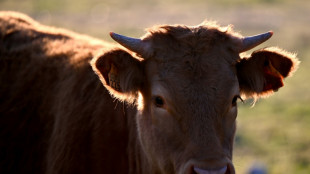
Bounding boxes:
[108,64,121,91]
[263,60,284,91]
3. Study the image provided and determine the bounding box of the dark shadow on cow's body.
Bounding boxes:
[0,12,138,174]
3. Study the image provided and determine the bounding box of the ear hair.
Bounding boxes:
[237,47,299,99]
[91,49,144,103]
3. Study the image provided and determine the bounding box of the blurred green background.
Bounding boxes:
[1,0,309,173]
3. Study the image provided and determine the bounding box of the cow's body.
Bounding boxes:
[0,12,298,174]
[0,12,137,174]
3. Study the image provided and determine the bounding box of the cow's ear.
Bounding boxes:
[91,49,143,103]
[236,47,299,99]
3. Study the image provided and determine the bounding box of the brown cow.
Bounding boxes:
[0,11,298,174]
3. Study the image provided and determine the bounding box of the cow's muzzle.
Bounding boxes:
[193,165,231,174]
[183,158,235,174]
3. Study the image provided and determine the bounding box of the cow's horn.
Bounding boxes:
[239,31,273,52]
[110,32,147,55]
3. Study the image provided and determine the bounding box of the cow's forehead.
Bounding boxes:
[142,22,241,65]
[145,47,236,85]
[142,22,241,107]
[145,55,238,101]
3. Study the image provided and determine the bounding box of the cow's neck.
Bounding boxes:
[126,108,157,174]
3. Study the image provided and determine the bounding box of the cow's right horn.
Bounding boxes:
[110,32,149,56]
[238,31,273,52]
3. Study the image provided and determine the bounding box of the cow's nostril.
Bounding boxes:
[193,166,227,174]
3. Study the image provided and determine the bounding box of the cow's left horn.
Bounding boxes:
[238,31,273,52]
[110,32,148,56]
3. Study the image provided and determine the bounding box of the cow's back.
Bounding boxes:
[0,12,131,174]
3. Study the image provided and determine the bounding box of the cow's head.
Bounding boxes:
[91,22,298,174]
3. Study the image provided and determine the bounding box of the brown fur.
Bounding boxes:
[237,47,299,99]
[0,11,130,174]
[0,11,298,174]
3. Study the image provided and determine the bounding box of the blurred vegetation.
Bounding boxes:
[1,0,309,173]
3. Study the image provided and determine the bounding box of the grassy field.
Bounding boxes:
[1,0,309,173]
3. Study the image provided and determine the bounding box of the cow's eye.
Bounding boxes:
[232,95,243,107]
[153,96,165,108]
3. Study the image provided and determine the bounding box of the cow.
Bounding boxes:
[0,11,299,174]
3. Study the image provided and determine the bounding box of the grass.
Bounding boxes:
[236,100,310,174]
[1,0,310,173]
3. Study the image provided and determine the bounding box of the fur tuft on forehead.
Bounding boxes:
[140,21,242,60]
[144,21,239,38]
